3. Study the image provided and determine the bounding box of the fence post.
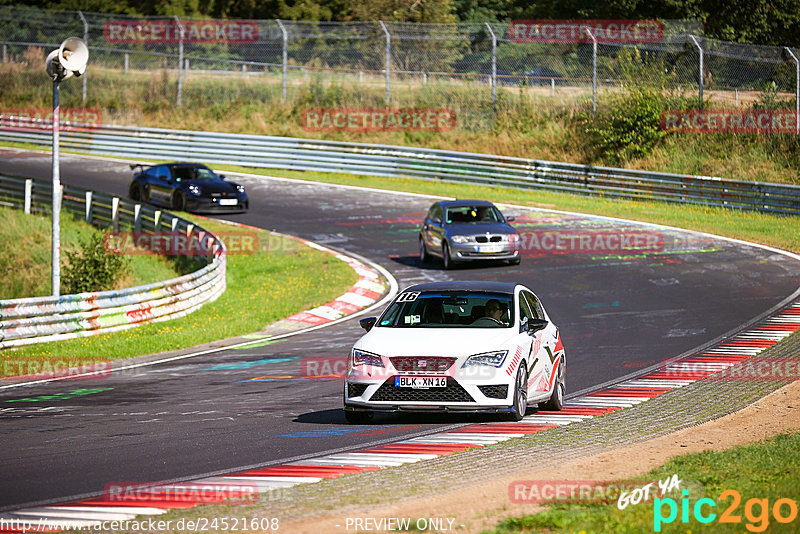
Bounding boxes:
[584,28,597,115]
[485,23,497,105]
[134,203,141,232]
[174,16,184,108]
[111,196,119,232]
[276,20,288,104]
[154,209,161,230]
[124,52,129,74]
[2,43,6,63]
[783,47,799,135]
[24,179,32,214]
[379,21,391,104]
[85,191,92,223]
[689,35,703,108]
[171,217,179,231]
[78,11,88,103]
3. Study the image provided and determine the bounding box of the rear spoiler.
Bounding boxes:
[129,163,146,174]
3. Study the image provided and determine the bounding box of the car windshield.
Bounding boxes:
[377,291,514,328]
[445,205,504,224]
[173,166,218,182]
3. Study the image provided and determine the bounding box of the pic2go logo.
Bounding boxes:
[654,490,799,532]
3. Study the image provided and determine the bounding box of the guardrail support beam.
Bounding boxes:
[134,203,142,232]
[111,196,119,232]
[85,191,92,223]
[154,209,162,230]
[24,179,32,214]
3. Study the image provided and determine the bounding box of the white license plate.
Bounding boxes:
[395,376,447,389]
[479,244,503,253]
[218,198,238,206]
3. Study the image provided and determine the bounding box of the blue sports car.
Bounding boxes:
[128,162,248,213]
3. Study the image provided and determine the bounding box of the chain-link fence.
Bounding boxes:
[1,6,798,134]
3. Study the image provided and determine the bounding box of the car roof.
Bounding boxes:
[402,281,519,294]
[437,200,496,209]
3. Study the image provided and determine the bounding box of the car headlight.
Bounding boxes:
[462,350,508,368]
[450,235,470,244]
[236,185,245,193]
[352,348,384,367]
[188,184,201,196]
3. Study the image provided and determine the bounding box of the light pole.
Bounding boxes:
[45,37,89,297]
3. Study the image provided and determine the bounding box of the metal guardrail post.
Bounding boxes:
[784,47,800,135]
[85,191,92,222]
[78,11,88,103]
[134,203,142,232]
[111,196,119,232]
[276,20,288,104]
[584,27,597,116]
[171,217,179,231]
[485,23,497,106]
[689,35,704,108]
[2,43,6,64]
[174,16,184,108]
[24,179,32,214]
[124,52,128,74]
[379,21,391,105]
[51,81,61,298]
[154,209,161,230]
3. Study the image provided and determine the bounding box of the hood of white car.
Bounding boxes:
[355,326,518,358]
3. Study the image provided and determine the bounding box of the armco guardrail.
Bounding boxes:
[1,118,799,215]
[0,174,226,349]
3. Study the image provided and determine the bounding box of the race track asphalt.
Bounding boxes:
[1,150,798,510]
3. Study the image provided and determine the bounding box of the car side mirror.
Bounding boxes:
[359,317,377,332]
[431,217,441,224]
[527,318,549,333]
[506,215,516,222]
[219,174,226,180]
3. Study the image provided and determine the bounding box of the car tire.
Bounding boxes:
[171,192,186,212]
[539,366,565,411]
[129,183,142,201]
[507,364,528,421]
[442,242,452,270]
[419,237,429,264]
[344,409,373,424]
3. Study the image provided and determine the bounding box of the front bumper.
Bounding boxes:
[344,374,514,413]
[448,242,519,262]
[186,196,248,213]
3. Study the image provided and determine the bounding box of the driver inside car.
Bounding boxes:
[471,299,506,326]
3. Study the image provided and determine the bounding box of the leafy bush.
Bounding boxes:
[582,89,669,164]
[62,232,130,294]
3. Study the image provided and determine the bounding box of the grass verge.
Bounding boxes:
[485,431,800,533]
[1,215,359,371]
[0,205,182,299]
[218,165,800,254]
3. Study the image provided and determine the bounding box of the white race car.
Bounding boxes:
[344,281,566,423]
